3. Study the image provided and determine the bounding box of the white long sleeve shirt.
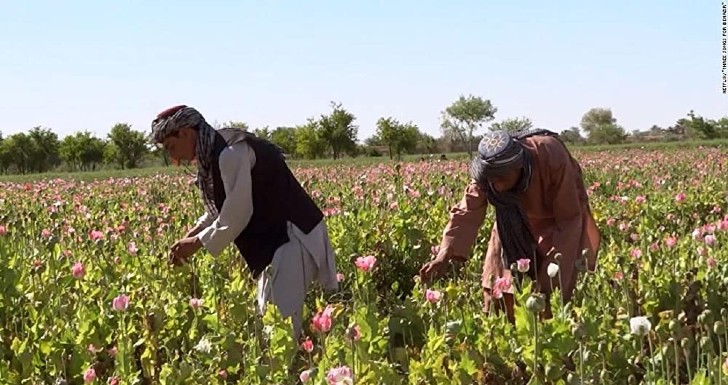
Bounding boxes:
[195,141,256,257]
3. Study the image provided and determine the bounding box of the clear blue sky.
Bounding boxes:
[0,1,723,141]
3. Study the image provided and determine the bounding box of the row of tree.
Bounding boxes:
[0,124,150,174]
[250,104,438,160]
[1,95,726,175]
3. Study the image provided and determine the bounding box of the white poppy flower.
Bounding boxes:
[630,316,652,336]
[547,262,560,278]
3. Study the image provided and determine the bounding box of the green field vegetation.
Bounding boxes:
[1,139,726,184]
[2,143,728,384]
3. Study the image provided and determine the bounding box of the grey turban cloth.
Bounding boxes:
[150,105,220,216]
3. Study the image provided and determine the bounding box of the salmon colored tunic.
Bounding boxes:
[438,134,601,308]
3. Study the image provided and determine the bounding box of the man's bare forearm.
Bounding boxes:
[184,224,206,238]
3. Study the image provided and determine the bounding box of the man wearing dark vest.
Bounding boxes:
[150,105,338,338]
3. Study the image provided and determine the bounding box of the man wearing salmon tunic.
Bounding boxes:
[419,129,601,321]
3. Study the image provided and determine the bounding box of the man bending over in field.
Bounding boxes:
[419,129,601,321]
[150,105,338,338]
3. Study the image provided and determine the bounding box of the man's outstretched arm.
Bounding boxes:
[438,181,490,262]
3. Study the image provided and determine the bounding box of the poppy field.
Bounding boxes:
[1,145,728,385]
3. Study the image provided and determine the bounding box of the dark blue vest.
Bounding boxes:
[207,128,324,278]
